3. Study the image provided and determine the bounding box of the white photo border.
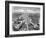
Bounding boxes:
[9,4,43,35]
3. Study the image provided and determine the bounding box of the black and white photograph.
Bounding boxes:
[5,1,45,37]
[12,7,40,31]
